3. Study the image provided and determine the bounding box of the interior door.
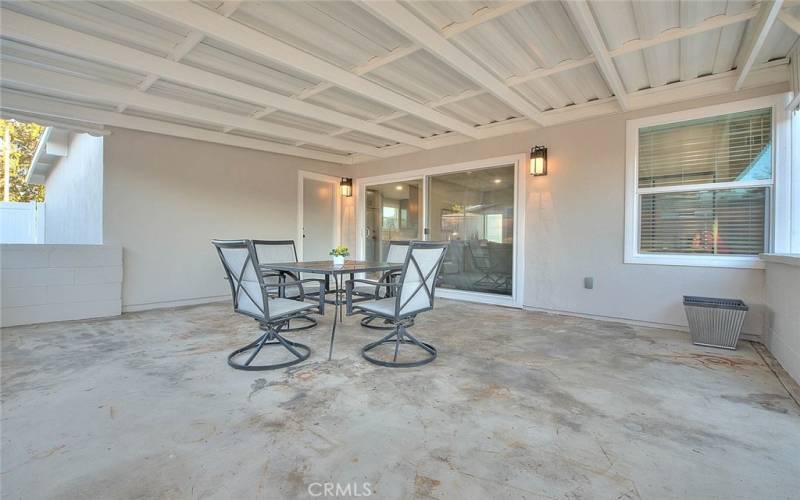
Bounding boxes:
[302,177,336,261]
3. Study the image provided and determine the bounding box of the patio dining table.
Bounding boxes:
[259,260,403,360]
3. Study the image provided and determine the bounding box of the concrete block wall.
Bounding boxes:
[0,244,122,327]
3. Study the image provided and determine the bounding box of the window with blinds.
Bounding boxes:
[636,107,772,256]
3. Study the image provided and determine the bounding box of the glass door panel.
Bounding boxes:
[364,179,423,261]
[427,164,515,296]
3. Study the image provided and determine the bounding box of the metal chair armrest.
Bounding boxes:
[261,278,322,302]
[348,278,398,288]
[345,279,399,316]
[376,269,402,297]
[261,270,301,298]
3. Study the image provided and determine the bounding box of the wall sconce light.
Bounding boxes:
[340,177,353,197]
[530,146,547,176]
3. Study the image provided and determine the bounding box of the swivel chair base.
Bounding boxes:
[229,324,310,371]
[361,324,436,368]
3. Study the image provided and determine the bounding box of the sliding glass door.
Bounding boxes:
[427,164,515,296]
[364,179,423,261]
[359,155,522,305]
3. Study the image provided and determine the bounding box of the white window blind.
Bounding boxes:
[637,108,772,256]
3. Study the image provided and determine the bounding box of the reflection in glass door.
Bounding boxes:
[364,179,423,261]
[427,164,515,296]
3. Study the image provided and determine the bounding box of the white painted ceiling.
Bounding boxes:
[1,1,798,165]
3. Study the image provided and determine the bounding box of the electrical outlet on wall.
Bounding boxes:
[584,277,594,289]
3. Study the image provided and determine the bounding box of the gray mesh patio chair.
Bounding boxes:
[346,241,448,368]
[213,239,325,371]
[361,240,411,330]
[468,240,511,292]
[254,239,320,331]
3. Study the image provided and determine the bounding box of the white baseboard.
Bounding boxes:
[522,305,762,342]
[522,305,687,331]
[123,295,229,313]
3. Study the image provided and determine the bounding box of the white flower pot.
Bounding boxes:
[332,255,345,266]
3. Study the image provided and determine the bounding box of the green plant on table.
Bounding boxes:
[329,245,350,257]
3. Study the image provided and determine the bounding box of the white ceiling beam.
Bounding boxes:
[291,1,761,113]
[505,57,597,87]
[0,111,109,137]
[787,42,800,111]
[734,0,784,91]
[1,62,383,156]
[116,0,241,113]
[116,30,206,113]
[609,6,761,58]
[252,1,533,122]
[778,10,800,35]
[347,61,789,164]
[288,1,759,115]
[440,1,532,37]
[566,0,630,111]
[361,1,545,126]
[0,10,427,149]
[133,1,481,138]
[0,91,351,164]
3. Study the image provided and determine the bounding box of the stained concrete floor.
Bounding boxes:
[2,300,799,499]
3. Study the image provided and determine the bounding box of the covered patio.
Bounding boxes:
[2,1,800,498]
[3,300,799,498]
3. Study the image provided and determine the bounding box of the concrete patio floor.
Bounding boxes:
[2,299,799,499]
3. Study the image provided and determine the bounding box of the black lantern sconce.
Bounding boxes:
[340,177,353,197]
[530,146,547,176]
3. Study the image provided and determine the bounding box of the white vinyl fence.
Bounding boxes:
[0,201,45,243]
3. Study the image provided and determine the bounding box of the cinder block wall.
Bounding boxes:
[0,244,122,327]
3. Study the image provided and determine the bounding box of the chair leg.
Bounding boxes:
[361,323,436,368]
[228,322,310,371]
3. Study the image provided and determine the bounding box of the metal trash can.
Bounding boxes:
[683,296,748,350]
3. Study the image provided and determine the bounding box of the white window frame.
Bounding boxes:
[625,94,792,269]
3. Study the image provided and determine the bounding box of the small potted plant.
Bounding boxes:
[329,245,349,266]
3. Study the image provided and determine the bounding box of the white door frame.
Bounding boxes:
[297,170,341,260]
[354,153,527,308]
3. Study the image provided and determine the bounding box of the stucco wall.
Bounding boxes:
[344,86,790,336]
[763,256,800,383]
[44,133,103,244]
[102,127,346,311]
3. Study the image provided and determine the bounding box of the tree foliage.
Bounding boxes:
[1,119,46,202]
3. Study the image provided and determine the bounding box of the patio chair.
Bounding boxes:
[467,239,510,291]
[254,239,319,331]
[346,241,448,367]
[212,239,325,371]
[361,240,411,330]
